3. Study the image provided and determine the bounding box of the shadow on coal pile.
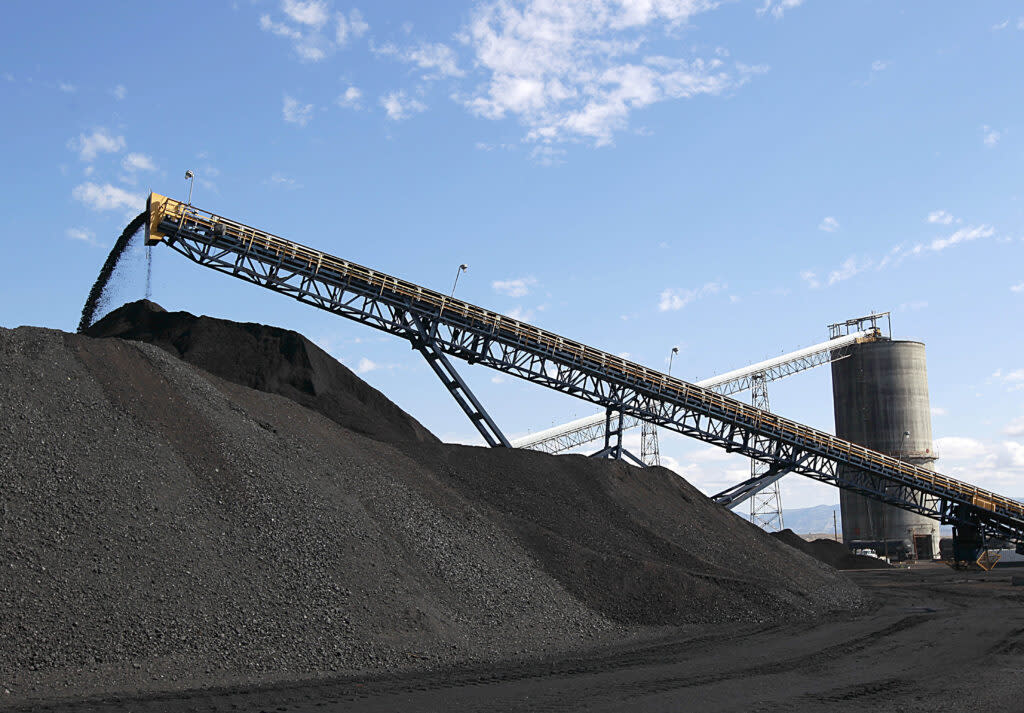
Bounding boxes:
[0,301,865,708]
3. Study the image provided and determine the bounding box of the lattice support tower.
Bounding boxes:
[748,372,785,531]
[641,420,660,466]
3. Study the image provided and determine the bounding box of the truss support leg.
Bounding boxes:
[590,407,646,466]
[711,464,797,510]
[407,314,510,448]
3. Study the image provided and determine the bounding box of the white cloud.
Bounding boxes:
[376,41,464,79]
[68,128,125,162]
[355,357,377,374]
[819,216,839,232]
[491,375,505,384]
[267,172,302,189]
[935,436,988,461]
[58,82,76,93]
[1004,417,1024,437]
[1011,283,1024,293]
[927,210,954,225]
[982,125,1001,147]
[799,270,820,289]
[337,86,363,108]
[506,306,535,321]
[72,182,144,212]
[380,90,426,120]
[802,223,996,290]
[827,256,869,285]
[260,14,302,40]
[260,3,366,61]
[1019,17,1024,31]
[757,0,804,19]
[931,407,947,417]
[121,152,156,172]
[283,95,314,126]
[336,9,369,46]
[492,276,537,297]
[461,1,752,147]
[870,60,888,72]
[282,0,328,28]
[658,282,722,311]
[529,145,566,166]
[992,19,1009,30]
[917,225,994,254]
[111,84,127,100]
[66,227,99,246]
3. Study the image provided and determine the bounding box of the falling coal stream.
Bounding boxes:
[77,210,148,333]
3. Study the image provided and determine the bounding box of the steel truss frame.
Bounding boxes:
[153,212,1024,546]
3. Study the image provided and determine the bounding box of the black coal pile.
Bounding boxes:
[772,529,890,570]
[86,300,436,446]
[0,304,865,707]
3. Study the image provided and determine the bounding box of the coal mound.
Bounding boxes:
[772,529,890,570]
[0,307,865,706]
[86,300,437,446]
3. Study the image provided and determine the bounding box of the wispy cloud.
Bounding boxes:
[337,86,363,108]
[66,227,100,247]
[802,224,996,289]
[756,0,804,19]
[819,216,839,232]
[1011,283,1024,293]
[335,8,368,46]
[375,41,465,80]
[982,124,1001,147]
[927,210,954,225]
[121,152,156,172]
[658,282,722,311]
[492,276,537,297]
[111,84,127,101]
[380,90,426,120]
[68,128,125,162]
[260,1,367,62]
[283,95,314,126]
[72,182,144,212]
[58,82,76,93]
[266,172,302,189]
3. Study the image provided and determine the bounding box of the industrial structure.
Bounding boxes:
[141,192,1024,559]
[831,330,940,560]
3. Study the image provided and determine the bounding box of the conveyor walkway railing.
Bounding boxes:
[143,193,1024,545]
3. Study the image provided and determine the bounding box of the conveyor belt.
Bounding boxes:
[144,192,1024,545]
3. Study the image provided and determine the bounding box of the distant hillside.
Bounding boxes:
[741,504,841,535]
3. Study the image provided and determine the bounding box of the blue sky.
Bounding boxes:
[2,1,1023,510]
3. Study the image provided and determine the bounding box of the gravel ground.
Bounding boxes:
[0,306,866,708]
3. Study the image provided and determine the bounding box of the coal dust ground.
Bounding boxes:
[16,563,1023,713]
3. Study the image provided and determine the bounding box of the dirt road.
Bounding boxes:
[14,563,1023,712]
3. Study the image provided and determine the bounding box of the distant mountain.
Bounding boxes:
[743,504,841,536]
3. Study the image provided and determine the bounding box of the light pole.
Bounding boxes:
[184,169,195,205]
[897,430,910,463]
[450,263,468,298]
[668,346,679,375]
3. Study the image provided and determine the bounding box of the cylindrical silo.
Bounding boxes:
[831,339,940,560]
